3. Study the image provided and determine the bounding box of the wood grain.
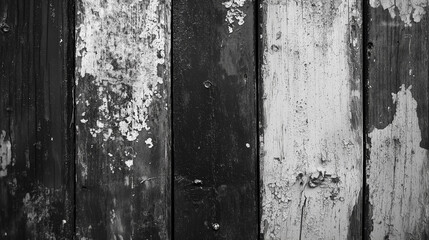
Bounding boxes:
[172,0,258,239]
[366,1,429,239]
[0,0,74,238]
[260,0,363,239]
[75,0,171,239]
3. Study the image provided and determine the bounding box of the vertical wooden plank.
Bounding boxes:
[75,0,171,239]
[173,0,258,239]
[0,0,74,238]
[260,0,363,239]
[366,1,429,239]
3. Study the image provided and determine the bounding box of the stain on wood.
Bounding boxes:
[366,1,429,239]
[260,0,363,239]
[75,0,171,239]
[0,0,75,238]
[172,0,258,239]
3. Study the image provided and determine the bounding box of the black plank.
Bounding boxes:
[0,0,74,238]
[172,0,258,239]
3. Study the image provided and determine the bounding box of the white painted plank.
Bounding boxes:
[260,1,363,239]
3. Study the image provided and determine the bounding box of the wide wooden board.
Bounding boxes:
[75,0,171,239]
[260,0,363,239]
[0,0,75,238]
[366,0,429,239]
[173,0,258,239]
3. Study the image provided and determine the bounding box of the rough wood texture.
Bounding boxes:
[173,0,258,239]
[366,1,429,239]
[260,0,363,239]
[75,0,171,239]
[0,0,74,238]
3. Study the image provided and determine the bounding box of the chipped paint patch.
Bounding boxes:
[370,0,427,26]
[125,160,133,168]
[368,85,429,239]
[0,130,12,177]
[222,0,247,33]
[77,0,166,143]
[145,137,153,148]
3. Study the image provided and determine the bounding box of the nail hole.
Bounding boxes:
[203,80,212,89]
[271,44,280,52]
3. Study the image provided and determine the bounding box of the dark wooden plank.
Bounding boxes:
[172,0,258,239]
[75,0,171,239]
[0,0,75,238]
[365,1,429,239]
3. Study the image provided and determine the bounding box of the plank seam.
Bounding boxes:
[255,0,262,239]
[69,0,77,237]
[362,0,370,238]
[170,1,174,238]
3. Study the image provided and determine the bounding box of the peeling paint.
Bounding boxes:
[370,0,428,26]
[0,130,12,177]
[261,1,362,239]
[368,85,429,239]
[125,160,133,168]
[77,0,166,143]
[145,137,154,148]
[222,0,247,33]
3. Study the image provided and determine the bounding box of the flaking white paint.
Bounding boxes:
[368,85,429,239]
[0,130,12,177]
[261,1,362,239]
[145,138,154,148]
[370,0,428,26]
[77,0,166,143]
[222,0,247,33]
[125,160,134,168]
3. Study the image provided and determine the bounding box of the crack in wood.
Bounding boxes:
[299,196,307,240]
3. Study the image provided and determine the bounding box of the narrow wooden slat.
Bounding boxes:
[260,0,363,239]
[0,0,74,238]
[365,1,429,239]
[75,0,171,239]
[172,0,258,238]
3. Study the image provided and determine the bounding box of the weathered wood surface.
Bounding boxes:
[75,0,171,239]
[173,0,258,239]
[260,0,363,239]
[0,0,74,239]
[366,1,429,239]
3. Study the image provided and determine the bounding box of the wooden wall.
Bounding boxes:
[0,0,428,239]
